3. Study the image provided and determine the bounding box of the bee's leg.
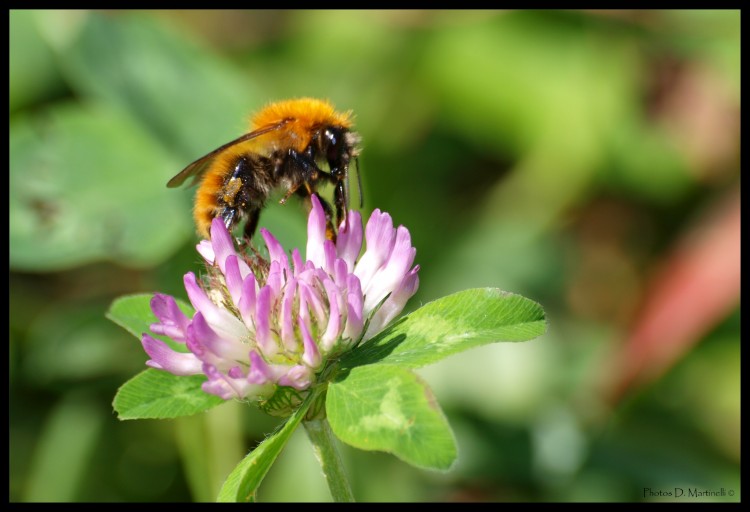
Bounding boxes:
[218,204,260,242]
[285,149,325,198]
[242,207,261,241]
[320,195,337,242]
[221,208,237,233]
[285,149,337,239]
[279,182,302,205]
[333,179,348,230]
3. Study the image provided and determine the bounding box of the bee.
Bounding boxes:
[168,98,362,241]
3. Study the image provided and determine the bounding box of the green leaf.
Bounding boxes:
[113,369,223,420]
[107,294,193,340]
[24,302,145,383]
[64,12,261,158]
[106,294,159,339]
[343,288,547,369]
[9,10,66,112]
[217,397,312,502]
[9,103,192,271]
[327,364,456,470]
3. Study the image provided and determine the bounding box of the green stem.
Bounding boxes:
[303,418,355,502]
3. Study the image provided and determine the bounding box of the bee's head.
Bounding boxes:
[318,126,360,179]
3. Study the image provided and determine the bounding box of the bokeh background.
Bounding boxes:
[9,9,740,502]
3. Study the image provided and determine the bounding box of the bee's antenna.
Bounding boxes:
[355,157,363,208]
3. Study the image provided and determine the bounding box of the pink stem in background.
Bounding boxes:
[603,189,740,403]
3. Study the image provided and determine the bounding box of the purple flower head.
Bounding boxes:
[141,196,419,415]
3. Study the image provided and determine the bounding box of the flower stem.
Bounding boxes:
[303,418,355,502]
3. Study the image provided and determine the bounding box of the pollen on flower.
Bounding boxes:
[141,195,419,417]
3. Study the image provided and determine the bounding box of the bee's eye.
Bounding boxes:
[325,129,341,165]
[324,129,337,146]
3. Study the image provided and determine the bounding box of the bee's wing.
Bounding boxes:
[167,120,291,188]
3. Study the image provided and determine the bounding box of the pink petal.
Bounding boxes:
[320,278,342,351]
[183,272,247,342]
[261,228,290,278]
[362,226,416,312]
[266,260,284,301]
[149,293,190,342]
[306,194,328,268]
[278,365,313,390]
[247,350,274,384]
[224,255,244,305]
[336,209,363,270]
[254,286,275,357]
[237,273,257,330]
[280,278,299,351]
[323,239,337,274]
[298,280,327,329]
[299,319,322,368]
[190,312,248,364]
[141,334,202,376]
[292,248,304,277]
[209,217,236,274]
[354,209,396,291]
[202,363,243,400]
[343,274,364,342]
[365,265,419,340]
[196,240,215,264]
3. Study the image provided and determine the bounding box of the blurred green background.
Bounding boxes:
[9,9,740,502]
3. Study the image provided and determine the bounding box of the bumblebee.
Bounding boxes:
[168,98,361,241]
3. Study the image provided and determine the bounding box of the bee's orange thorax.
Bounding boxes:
[250,98,353,152]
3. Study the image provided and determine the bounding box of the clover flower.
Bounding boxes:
[141,195,419,414]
